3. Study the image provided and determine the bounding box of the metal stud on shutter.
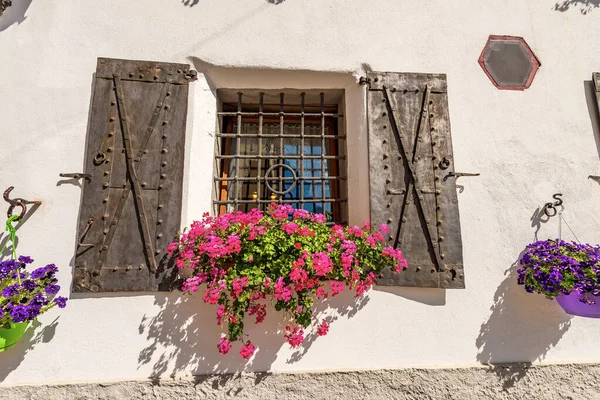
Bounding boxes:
[72,57,196,293]
[366,72,465,289]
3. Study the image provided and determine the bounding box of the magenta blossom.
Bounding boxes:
[240,341,255,359]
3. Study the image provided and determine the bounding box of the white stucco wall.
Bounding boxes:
[1,0,600,386]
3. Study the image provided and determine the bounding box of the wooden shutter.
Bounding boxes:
[366,72,464,289]
[72,57,196,293]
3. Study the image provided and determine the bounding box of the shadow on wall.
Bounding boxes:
[0,0,32,32]
[530,204,555,241]
[0,206,42,255]
[374,285,446,306]
[0,319,59,383]
[138,289,368,379]
[554,0,600,13]
[476,259,572,390]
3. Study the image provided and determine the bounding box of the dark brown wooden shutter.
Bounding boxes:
[366,72,464,289]
[72,57,196,293]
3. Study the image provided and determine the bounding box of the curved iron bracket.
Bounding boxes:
[543,193,563,218]
[3,186,42,221]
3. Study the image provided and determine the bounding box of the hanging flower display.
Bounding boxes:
[0,216,68,351]
[517,239,600,317]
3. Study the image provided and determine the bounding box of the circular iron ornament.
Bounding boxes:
[94,151,107,165]
[544,203,557,218]
[439,157,451,170]
[264,163,298,195]
[6,200,26,221]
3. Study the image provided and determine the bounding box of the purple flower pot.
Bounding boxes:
[556,293,600,318]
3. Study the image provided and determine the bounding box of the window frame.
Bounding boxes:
[213,90,348,224]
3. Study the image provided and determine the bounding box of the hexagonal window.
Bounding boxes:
[478,35,540,90]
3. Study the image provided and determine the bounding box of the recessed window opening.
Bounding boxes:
[214,89,348,224]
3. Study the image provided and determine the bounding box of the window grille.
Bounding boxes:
[214,91,347,224]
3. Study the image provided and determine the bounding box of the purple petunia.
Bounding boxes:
[21,279,37,291]
[2,257,67,325]
[518,239,600,303]
[30,267,47,279]
[0,259,20,279]
[30,264,58,280]
[18,255,33,264]
[2,285,20,298]
[54,296,68,309]
[45,284,60,295]
[9,305,29,323]
[31,293,49,307]
[26,304,41,319]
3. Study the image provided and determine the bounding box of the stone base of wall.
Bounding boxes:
[1,363,599,400]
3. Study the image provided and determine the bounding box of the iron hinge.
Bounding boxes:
[358,76,372,85]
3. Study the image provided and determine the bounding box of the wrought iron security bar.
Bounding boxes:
[214,91,347,224]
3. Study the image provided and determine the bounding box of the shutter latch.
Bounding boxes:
[59,173,92,182]
[443,172,480,181]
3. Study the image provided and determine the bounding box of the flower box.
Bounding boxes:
[169,204,407,359]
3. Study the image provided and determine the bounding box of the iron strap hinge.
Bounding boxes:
[359,76,372,85]
[382,85,445,272]
[111,74,158,273]
[94,76,172,274]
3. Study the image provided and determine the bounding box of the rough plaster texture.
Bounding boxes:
[1,0,600,388]
[2,364,600,400]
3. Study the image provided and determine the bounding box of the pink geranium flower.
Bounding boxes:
[240,341,255,359]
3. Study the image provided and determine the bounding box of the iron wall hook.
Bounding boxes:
[543,193,563,218]
[3,186,42,221]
